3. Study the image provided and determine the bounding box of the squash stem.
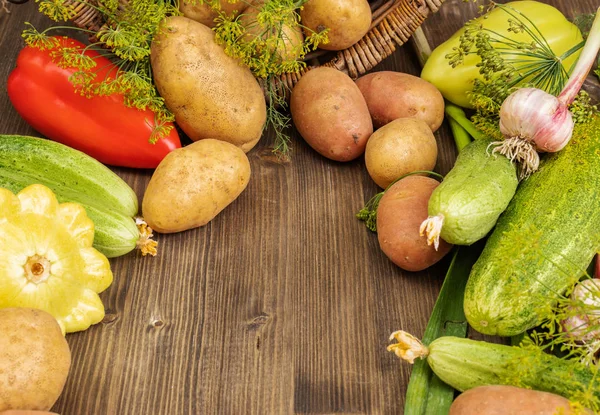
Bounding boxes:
[445,103,486,141]
[448,117,472,152]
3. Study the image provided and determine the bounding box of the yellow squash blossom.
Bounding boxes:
[0,184,113,334]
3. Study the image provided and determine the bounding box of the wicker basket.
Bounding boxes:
[54,0,444,99]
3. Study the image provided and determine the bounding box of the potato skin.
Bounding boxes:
[142,139,251,233]
[377,176,452,271]
[300,0,371,51]
[0,411,60,415]
[151,16,266,152]
[449,385,590,415]
[0,308,71,411]
[180,0,248,28]
[356,71,445,131]
[240,0,304,61]
[290,67,373,162]
[365,118,437,188]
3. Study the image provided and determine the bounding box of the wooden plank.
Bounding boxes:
[0,0,595,413]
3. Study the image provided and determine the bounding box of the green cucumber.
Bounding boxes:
[464,118,600,336]
[0,135,138,216]
[0,135,142,258]
[389,333,600,408]
[421,137,518,246]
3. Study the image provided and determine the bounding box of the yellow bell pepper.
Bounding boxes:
[422,1,583,108]
[0,184,113,334]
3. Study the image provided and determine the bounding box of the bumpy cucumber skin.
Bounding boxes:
[0,135,138,216]
[0,135,140,257]
[465,119,600,336]
[77,205,139,258]
[428,138,518,245]
[427,336,598,401]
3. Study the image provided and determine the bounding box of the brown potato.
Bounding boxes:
[0,411,60,415]
[239,0,304,62]
[142,139,251,233]
[151,16,267,153]
[377,176,452,271]
[290,67,373,162]
[300,0,371,51]
[449,385,591,415]
[0,308,71,411]
[365,118,437,188]
[180,0,248,28]
[356,71,445,131]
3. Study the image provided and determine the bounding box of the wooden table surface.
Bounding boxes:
[0,0,596,413]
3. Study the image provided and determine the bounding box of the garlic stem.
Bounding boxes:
[558,7,600,106]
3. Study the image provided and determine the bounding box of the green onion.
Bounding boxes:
[403,242,484,414]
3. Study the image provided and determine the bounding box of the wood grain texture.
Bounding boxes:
[0,0,596,414]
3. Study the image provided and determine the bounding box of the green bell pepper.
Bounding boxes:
[422,1,584,108]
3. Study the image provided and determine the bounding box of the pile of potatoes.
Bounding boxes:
[142,0,378,234]
[141,0,452,259]
[290,67,449,272]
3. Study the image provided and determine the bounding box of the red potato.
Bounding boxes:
[356,71,445,131]
[449,385,592,415]
[377,176,452,271]
[290,67,373,162]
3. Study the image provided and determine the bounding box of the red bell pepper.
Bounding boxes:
[7,37,181,169]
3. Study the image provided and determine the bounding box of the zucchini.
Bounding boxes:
[388,332,600,409]
[421,137,518,247]
[388,331,600,408]
[0,135,146,257]
[464,118,600,336]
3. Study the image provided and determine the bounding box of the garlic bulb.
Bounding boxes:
[496,88,573,177]
[494,8,600,178]
[561,279,600,344]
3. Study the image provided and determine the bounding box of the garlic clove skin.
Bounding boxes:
[533,104,573,153]
[574,279,600,314]
[499,88,573,154]
[561,279,600,343]
[561,309,597,343]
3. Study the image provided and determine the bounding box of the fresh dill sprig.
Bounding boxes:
[36,0,78,22]
[357,171,445,232]
[193,0,329,155]
[263,76,293,157]
[356,191,385,232]
[25,0,180,143]
[449,2,588,136]
[570,91,598,124]
[28,0,328,151]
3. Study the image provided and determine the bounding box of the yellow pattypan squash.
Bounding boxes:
[0,184,113,334]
